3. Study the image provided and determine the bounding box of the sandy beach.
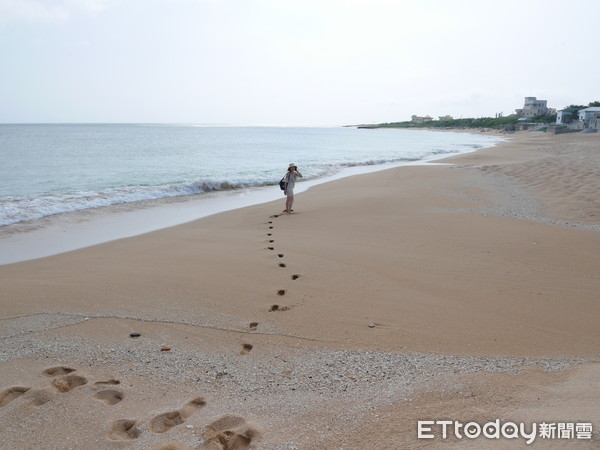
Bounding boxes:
[1,131,599,448]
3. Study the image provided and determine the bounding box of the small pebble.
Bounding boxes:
[129,333,141,338]
[368,323,376,328]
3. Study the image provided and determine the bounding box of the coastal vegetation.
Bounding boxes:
[361,101,599,130]
[365,115,554,130]
[561,101,600,117]
[372,116,520,129]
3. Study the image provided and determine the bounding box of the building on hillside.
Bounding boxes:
[578,107,600,128]
[516,97,549,117]
[438,115,453,121]
[411,115,433,123]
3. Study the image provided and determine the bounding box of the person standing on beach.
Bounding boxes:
[284,163,303,213]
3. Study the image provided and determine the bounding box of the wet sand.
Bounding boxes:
[1,131,599,448]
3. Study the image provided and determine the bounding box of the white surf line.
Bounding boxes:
[0,139,502,265]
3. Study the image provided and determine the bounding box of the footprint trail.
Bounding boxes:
[149,397,206,433]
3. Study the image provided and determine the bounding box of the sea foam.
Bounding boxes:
[0,125,503,227]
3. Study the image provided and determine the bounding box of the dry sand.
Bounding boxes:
[1,131,599,448]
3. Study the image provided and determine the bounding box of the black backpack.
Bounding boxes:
[279,177,287,190]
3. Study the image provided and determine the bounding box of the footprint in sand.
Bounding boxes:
[149,397,206,434]
[291,274,300,280]
[204,415,258,450]
[27,388,53,407]
[267,247,274,250]
[108,419,141,441]
[240,344,253,355]
[267,233,272,236]
[52,374,88,393]
[276,289,286,296]
[277,254,284,258]
[0,387,30,407]
[94,389,124,405]
[249,322,258,330]
[269,304,290,312]
[94,379,120,386]
[42,366,76,377]
[279,263,286,268]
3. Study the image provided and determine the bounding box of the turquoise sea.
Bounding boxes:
[0,124,503,227]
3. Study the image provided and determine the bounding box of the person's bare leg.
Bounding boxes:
[286,195,294,213]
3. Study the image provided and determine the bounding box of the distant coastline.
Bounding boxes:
[349,116,523,131]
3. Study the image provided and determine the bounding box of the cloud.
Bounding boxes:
[0,0,108,23]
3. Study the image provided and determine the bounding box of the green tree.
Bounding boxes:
[561,104,586,119]
[563,104,586,112]
[531,113,557,123]
[589,101,600,107]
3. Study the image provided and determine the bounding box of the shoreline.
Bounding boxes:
[0,130,503,265]
[1,130,599,448]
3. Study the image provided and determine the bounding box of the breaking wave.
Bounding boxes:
[0,179,273,227]
[0,125,504,227]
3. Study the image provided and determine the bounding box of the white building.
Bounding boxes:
[578,107,600,128]
[517,97,549,117]
[411,115,433,123]
[556,110,574,124]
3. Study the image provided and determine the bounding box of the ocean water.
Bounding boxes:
[0,124,502,227]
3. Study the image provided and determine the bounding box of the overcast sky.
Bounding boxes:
[1,0,598,125]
